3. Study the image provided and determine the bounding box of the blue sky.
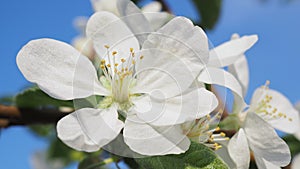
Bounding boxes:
[0,0,300,168]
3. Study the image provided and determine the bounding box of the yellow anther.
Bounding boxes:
[130,48,134,52]
[220,132,226,137]
[121,68,125,72]
[104,45,110,48]
[101,59,106,64]
[107,64,111,68]
[112,51,117,55]
[215,127,220,131]
[132,60,136,64]
[215,145,222,150]
[125,68,128,71]
[114,68,117,73]
[132,52,135,57]
[284,114,287,118]
[140,55,144,59]
[289,118,293,122]
[100,65,105,69]
[121,58,126,63]
[225,137,230,141]
[114,63,119,67]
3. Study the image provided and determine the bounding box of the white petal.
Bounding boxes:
[16,39,109,100]
[123,115,190,155]
[254,155,282,169]
[227,34,249,96]
[132,49,201,99]
[250,87,300,133]
[71,36,95,60]
[293,102,300,140]
[103,134,145,158]
[294,131,300,142]
[228,129,250,169]
[143,12,173,31]
[57,107,124,152]
[141,1,162,12]
[198,67,247,113]
[292,153,300,169]
[140,0,171,31]
[91,0,119,15]
[208,35,258,67]
[117,0,153,44]
[86,11,139,63]
[143,16,209,72]
[244,112,291,167]
[132,87,218,126]
[216,145,237,169]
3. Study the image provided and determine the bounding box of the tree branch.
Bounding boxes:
[0,105,71,128]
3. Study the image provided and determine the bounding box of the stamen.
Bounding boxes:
[255,92,293,122]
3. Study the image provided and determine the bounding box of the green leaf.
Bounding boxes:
[192,0,222,30]
[78,155,108,169]
[48,139,86,166]
[15,87,73,108]
[135,142,229,169]
[283,134,300,157]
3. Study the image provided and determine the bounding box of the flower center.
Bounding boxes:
[254,81,293,122]
[100,46,143,105]
[181,111,229,150]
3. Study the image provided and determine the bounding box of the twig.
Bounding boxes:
[0,104,71,128]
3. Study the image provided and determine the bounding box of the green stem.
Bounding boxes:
[84,158,114,169]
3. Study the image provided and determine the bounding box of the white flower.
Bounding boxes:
[225,34,299,134]
[225,84,297,168]
[214,34,299,169]
[17,9,218,155]
[73,0,171,59]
